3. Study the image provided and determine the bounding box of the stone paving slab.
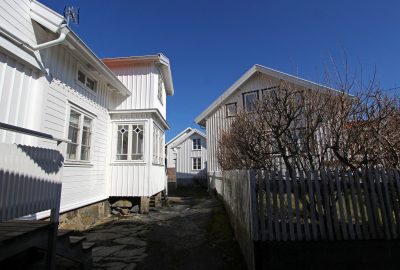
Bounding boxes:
[82,187,245,270]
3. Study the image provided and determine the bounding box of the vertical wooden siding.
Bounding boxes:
[176,134,207,178]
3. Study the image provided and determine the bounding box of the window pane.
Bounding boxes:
[226,103,237,117]
[80,117,92,161]
[67,110,80,160]
[132,125,144,160]
[117,125,129,160]
[244,92,258,112]
[86,77,96,91]
[78,70,86,84]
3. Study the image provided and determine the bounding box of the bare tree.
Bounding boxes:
[218,71,400,172]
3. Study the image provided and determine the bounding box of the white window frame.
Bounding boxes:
[65,103,95,165]
[158,72,164,105]
[192,157,202,170]
[226,102,237,117]
[153,123,164,165]
[192,138,201,150]
[114,122,145,163]
[76,63,98,94]
[243,91,259,112]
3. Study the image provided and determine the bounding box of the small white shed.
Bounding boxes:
[166,128,207,187]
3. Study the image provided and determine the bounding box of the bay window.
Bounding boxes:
[116,124,144,161]
[153,124,164,164]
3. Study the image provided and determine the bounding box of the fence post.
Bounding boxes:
[249,170,259,241]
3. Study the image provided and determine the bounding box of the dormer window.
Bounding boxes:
[77,69,97,93]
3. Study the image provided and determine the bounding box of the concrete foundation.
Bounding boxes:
[58,200,111,231]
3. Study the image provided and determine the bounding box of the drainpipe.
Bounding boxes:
[0,24,70,51]
[31,25,70,51]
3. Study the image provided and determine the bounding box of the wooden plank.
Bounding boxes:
[334,169,348,240]
[348,171,363,240]
[367,169,383,239]
[285,170,295,241]
[272,172,281,241]
[373,169,391,239]
[381,170,396,239]
[265,171,274,241]
[313,170,326,240]
[341,171,356,240]
[320,169,334,240]
[293,171,302,241]
[361,169,377,239]
[393,170,400,235]
[306,170,318,240]
[258,171,266,241]
[328,169,341,240]
[249,170,259,241]
[278,170,287,241]
[299,170,311,241]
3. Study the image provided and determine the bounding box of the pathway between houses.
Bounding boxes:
[85,187,246,270]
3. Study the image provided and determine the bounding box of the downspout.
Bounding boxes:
[31,25,70,51]
[0,24,70,51]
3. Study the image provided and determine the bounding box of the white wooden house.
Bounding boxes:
[0,0,173,219]
[195,64,337,194]
[165,128,207,186]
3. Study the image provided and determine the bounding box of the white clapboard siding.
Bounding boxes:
[38,45,114,213]
[108,63,159,111]
[175,133,207,179]
[205,73,281,179]
[0,51,43,146]
[0,143,63,221]
[0,0,36,44]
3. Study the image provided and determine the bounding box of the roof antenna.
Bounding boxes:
[63,6,80,25]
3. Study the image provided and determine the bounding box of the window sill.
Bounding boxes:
[111,161,146,165]
[192,149,201,151]
[152,163,165,167]
[64,161,94,167]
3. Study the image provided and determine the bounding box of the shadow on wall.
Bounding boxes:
[17,145,64,174]
[176,168,207,187]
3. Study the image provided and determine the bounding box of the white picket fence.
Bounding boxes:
[220,168,400,269]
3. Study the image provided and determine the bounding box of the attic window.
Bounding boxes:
[77,69,97,93]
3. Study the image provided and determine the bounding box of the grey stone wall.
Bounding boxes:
[59,200,111,231]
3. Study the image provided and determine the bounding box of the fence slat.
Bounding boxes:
[286,170,295,241]
[348,171,362,239]
[374,169,391,239]
[389,170,400,236]
[313,170,326,240]
[299,171,311,241]
[366,169,382,238]
[394,171,400,235]
[321,169,334,240]
[278,171,288,241]
[328,170,342,240]
[272,172,281,241]
[307,171,318,240]
[249,170,259,241]
[382,170,396,239]
[342,171,356,240]
[258,171,266,241]
[293,171,302,241]
[265,171,274,241]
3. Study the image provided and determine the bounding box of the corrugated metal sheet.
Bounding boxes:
[0,143,63,221]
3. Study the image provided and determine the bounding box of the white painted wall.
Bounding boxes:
[165,128,192,168]
[205,72,281,175]
[175,133,207,180]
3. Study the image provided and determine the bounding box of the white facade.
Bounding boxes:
[166,128,207,186]
[195,65,337,193]
[0,0,173,217]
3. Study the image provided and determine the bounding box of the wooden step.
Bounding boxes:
[82,242,95,252]
[69,236,86,246]
[57,229,73,239]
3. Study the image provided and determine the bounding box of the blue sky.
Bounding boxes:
[41,0,400,141]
